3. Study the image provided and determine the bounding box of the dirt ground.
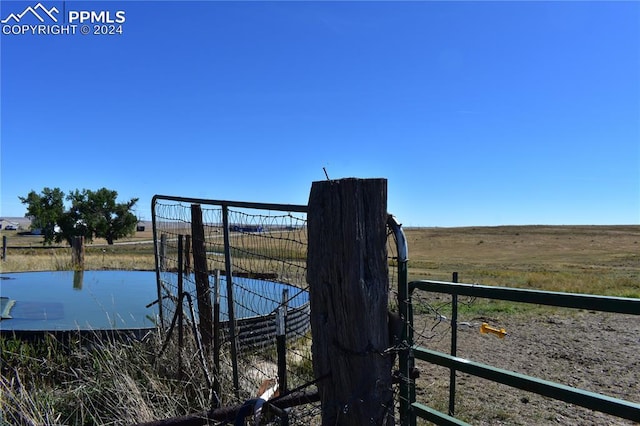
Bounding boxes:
[396,225,639,425]
[411,308,640,425]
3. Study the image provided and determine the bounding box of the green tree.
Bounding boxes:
[18,187,65,244]
[58,190,93,246]
[19,187,139,246]
[74,188,139,245]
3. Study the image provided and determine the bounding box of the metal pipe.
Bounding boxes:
[414,347,640,423]
[151,195,164,327]
[222,204,240,398]
[410,280,640,315]
[277,306,288,393]
[151,194,307,213]
[448,272,458,416]
[387,215,414,426]
[177,234,184,378]
[213,269,221,406]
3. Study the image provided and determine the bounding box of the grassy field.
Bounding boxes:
[1,225,638,424]
[3,224,637,295]
[404,225,640,297]
[0,228,157,272]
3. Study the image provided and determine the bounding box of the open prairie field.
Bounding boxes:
[403,225,640,297]
[1,224,638,425]
[3,224,638,285]
[400,225,640,425]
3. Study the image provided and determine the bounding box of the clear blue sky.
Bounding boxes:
[1,1,638,226]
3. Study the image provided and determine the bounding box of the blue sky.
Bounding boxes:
[1,1,638,226]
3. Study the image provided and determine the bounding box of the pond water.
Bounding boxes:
[0,270,158,332]
[0,270,310,333]
[157,271,309,325]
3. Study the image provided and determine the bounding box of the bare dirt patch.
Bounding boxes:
[412,308,640,425]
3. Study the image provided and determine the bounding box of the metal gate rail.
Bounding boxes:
[401,279,640,425]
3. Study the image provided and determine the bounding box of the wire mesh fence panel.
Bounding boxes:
[152,196,314,409]
[151,195,409,424]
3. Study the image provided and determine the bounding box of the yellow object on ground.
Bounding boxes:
[480,322,507,338]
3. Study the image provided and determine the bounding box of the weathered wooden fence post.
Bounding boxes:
[184,234,192,275]
[71,236,84,269]
[307,178,394,426]
[159,233,168,271]
[2,236,7,261]
[191,204,214,354]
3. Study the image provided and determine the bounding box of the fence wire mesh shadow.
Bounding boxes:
[150,195,408,425]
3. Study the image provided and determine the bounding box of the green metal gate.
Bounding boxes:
[389,224,640,425]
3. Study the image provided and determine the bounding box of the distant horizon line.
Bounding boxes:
[1,216,637,229]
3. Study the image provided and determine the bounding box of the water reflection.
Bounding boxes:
[73,270,84,290]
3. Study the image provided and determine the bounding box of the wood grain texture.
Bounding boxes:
[307,178,393,425]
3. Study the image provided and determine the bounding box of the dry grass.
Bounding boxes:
[0,331,211,425]
[1,231,156,272]
[1,250,156,272]
[403,225,640,297]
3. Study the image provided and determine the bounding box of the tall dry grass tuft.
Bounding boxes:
[1,370,62,425]
[0,331,213,425]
